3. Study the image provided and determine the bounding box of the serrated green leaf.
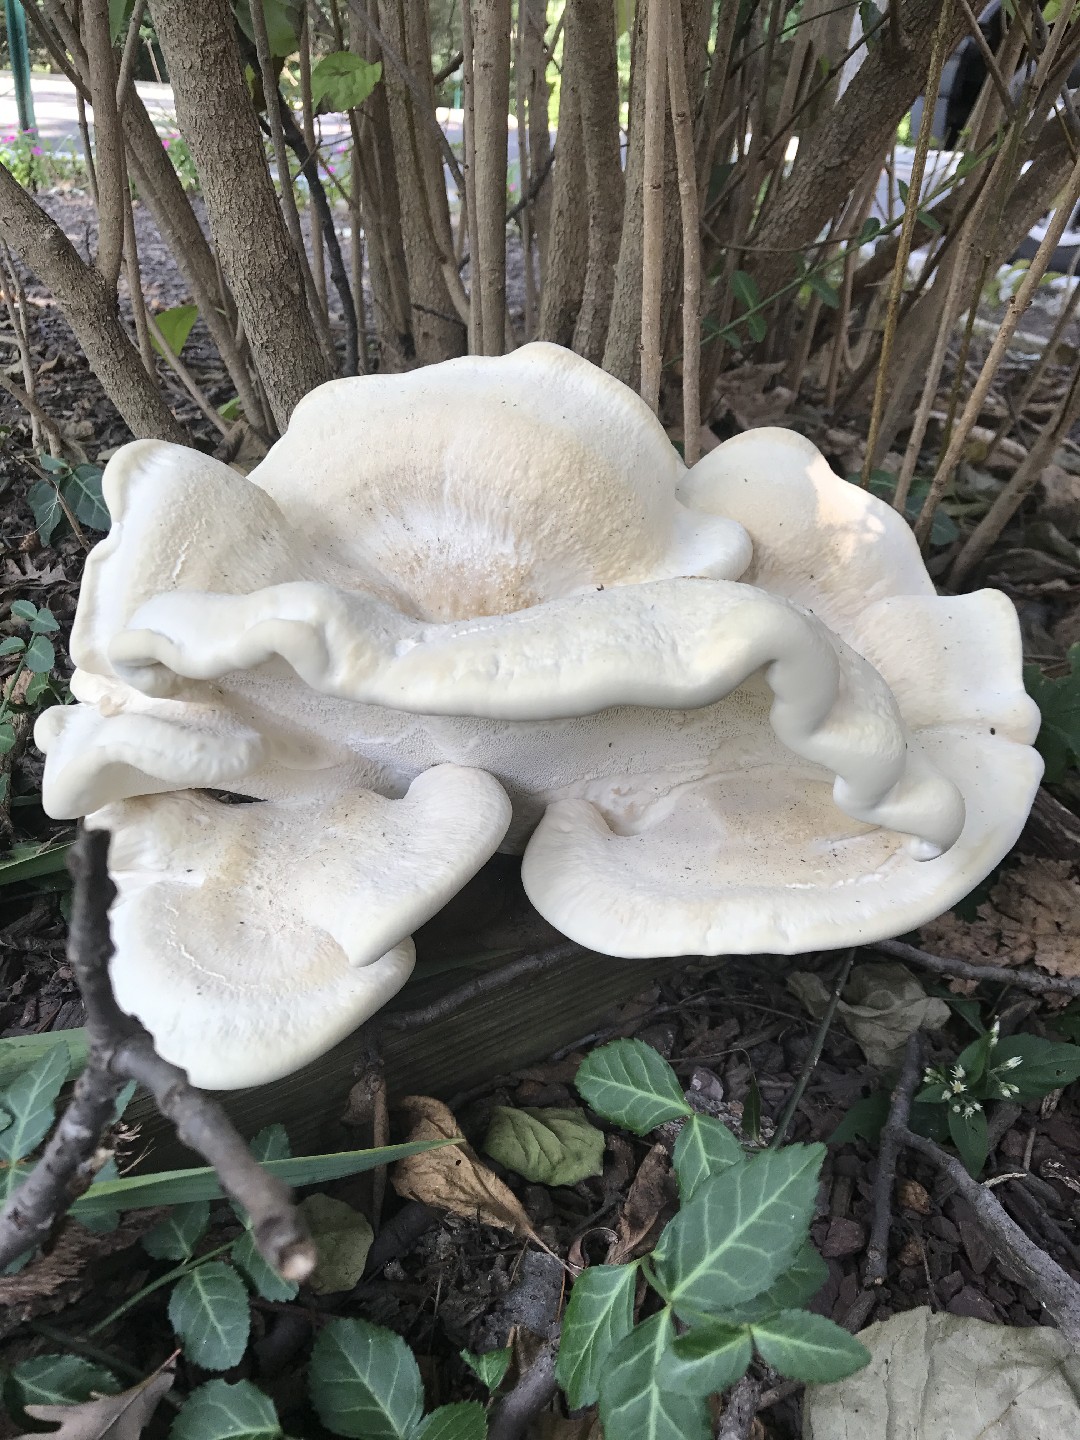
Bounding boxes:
[652,1144,824,1316]
[555,1262,639,1409]
[249,1124,291,1162]
[8,1353,120,1409]
[231,1227,299,1303]
[171,1378,283,1439]
[707,1240,830,1324]
[0,1031,85,1088]
[598,1312,710,1440]
[61,464,110,532]
[460,1347,511,1391]
[948,1106,988,1177]
[297,1193,373,1294]
[23,633,55,674]
[142,1201,211,1261]
[750,1309,870,1382]
[310,52,382,111]
[575,1039,690,1134]
[666,1320,752,1395]
[309,1317,424,1439]
[72,1139,453,1219]
[1,1159,31,1203]
[673,1114,744,1201]
[991,1033,1080,1099]
[414,1401,487,1440]
[1025,647,1080,782]
[483,1106,604,1186]
[151,304,199,361]
[0,1041,69,1161]
[168,1262,251,1370]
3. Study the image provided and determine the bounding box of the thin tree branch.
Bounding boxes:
[82,0,127,291]
[639,0,668,413]
[771,949,856,1148]
[864,1030,923,1286]
[487,1342,558,1440]
[382,943,580,1032]
[667,5,701,465]
[0,829,316,1282]
[872,938,1080,998]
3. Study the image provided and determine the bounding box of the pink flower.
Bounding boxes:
[162,139,171,150]
[31,146,42,156]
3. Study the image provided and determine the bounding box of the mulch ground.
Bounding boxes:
[4,187,1080,1439]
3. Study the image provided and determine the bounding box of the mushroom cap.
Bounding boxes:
[91,765,511,1088]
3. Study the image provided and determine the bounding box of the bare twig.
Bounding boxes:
[872,938,1080,999]
[382,943,580,1032]
[715,1374,762,1440]
[487,1341,558,1440]
[667,5,701,464]
[901,1127,1080,1345]
[864,1030,923,1286]
[0,829,316,1282]
[83,0,127,291]
[115,0,148,113]
[639,0,668,414]
[771,949,856,1148]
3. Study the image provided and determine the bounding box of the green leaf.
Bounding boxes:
[142,1201,211,1261]
[0,636,24,657]
[991,1033,1080,1099]
[0,839,72,889]
[8,1353,120,1409]
[0,1042,70,1161]
[673,1114,744,1201]
[151,304,199,361]
[250,1123,291,1163]
[857,217,882,244]
[665,1320,752,1396]
[948,1106,988,1177]
[746,311,768,343]
[109,0,135,43]
[10,600,38,622]
[956,1030,996,1086]
[26,481,64,547]
[218,396,243,422]
[482,1106,605,1186]
[750,1309,870,1383]
[309,1317,424,1439]
[37,454,68,475]
[29,606,59,633]
[460,1347,511,1391]
[23,633,55,674]
[71,1138,455,1219]
[233,0,302,58]
[168,1262,251,1371]
[597,1312,710,1440]
[709,1240,830,1324]
[414,1402,488,1440]
[171,1379,283,1440]
[61,464,110,532]
[297,1193,373,1294]
[743,1073,762,1143]
[652,1144,824,1317]
[231,1227,299,1303]
[730,269,761,312]
[555,1262,639,1409]
[806,272,840,309]
[575,1039,690,1134]
[0,1030,85,1089]
[829,1092,889,1146]
[1025,646,1080,782]
[310,52,383,112]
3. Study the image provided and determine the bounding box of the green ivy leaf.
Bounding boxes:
[460,1347,511,1391]
[672,1114,744,1201]
[8,1353,120,1410]
[1025,646,1080,782]
[61,464,110,532]
[309,1317,424,1439]
[414,1402,488,1440]
[652,1144,824,1317]
[310,52,383,112]
[170,1378,283,1439]
[482,1106,605,1186]
[598,1312,710,1440]
[750,1309,870,1383]
[25,480,63,545]
[555,1262,639,1409]
[708,1240,830,1324]
[948,1106,989,1178]
[829,1092,889,1146]
[151,304,199,361]
[168,1262,251,1371]
[231,1228,299,1304]
[142,1201,211,1261]
[575,1039,691,1134]
[665,1320,752,1396]
[23,633,55,674]
[0,1042,70,1162]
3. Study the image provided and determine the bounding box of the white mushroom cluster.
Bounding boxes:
[36,343,1043,1089]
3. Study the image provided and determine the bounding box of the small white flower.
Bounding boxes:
[1000,1055,1024,1071]
[951,1063,966,1080]
[989,1020,1001,1043]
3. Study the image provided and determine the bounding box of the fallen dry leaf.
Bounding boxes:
[714,361,795,431]
[920,858,1080,978]
[609,1141,675,1264]
[13,1365,173,1440]
[392,1095,535,1238]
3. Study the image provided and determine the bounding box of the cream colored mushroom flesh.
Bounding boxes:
[37,344,1042,1087]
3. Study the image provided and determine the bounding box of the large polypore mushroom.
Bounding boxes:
[36,343,1042,1088]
